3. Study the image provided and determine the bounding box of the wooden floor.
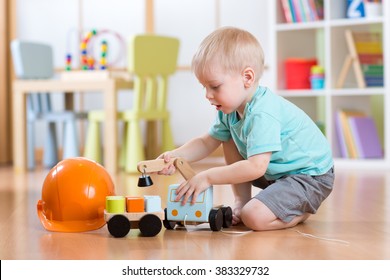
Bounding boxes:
[1,158,390,260]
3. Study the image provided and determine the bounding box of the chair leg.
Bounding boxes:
[62,118,79,159]
[84,120,102,164]
[27,121,36,170]
[119,122,128,169]
[43,122,59,168]
[146,121,158,159]
[161,119,175,151]
[125,120,145,173]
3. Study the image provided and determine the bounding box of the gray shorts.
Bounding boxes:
[252,167,334,223]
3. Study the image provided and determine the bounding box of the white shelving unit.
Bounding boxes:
[268,0,390,169]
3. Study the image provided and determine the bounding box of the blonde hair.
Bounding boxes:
[192,27,265,83]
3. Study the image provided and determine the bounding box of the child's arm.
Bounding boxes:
[169,133,221,162]
[175,152,271,205]
[158,133,221,174]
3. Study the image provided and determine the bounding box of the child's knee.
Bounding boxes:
[241,200,312,230]
[240,207,259,230]
[240,199,276,231]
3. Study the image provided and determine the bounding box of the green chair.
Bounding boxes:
[84,34,179,173]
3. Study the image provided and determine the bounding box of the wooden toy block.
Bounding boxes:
[106,196,126,214]
[144,195,162,212]
[126,196,144,213]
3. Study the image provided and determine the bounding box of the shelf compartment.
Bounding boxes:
[276,28,324,91]
[330,23,383,89]
[331,94,384,159]
[272,0,389,168]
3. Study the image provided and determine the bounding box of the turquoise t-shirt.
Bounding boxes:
[209,86,333,180]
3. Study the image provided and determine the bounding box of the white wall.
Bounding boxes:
[15,0,270,147]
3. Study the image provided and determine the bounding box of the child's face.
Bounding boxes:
[198,63,252,116]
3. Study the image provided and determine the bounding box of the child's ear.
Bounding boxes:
[242,67,255,88]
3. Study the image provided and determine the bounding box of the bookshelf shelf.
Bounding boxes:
[278,89,326,97]
[331,88,385,96]
[329,17,383,27]
[269,0,389,168]
[276,21,325,31]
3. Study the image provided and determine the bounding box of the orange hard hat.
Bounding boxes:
[37,157,115,232]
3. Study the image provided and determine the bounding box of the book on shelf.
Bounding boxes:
[280,0,323,23]
[353,31,384,87]
[335,111,349,158]
[313,0,324,19]
[281,0,294,23]
[295,0,306,22]
[300,0,312,21]
[348,116,383,159]
[336,109,365,158]
[336,109,383,159]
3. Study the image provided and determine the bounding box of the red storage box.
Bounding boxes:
[285,58,317,89]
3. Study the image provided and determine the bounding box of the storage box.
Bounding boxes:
[285,58,317,89]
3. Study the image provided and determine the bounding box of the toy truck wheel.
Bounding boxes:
[221,206,233,228]
[107,215,131,238]
[209,208,223,231]
[163,208,176,230]
[139,214,162,237]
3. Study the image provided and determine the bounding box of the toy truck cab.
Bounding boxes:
[166,184,213,223]
[164,184,232,231]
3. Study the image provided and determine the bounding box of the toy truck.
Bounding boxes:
[137,158,233,232]
[163,184,232,231]
[104,195,164,237]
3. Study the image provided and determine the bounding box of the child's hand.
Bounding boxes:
[175,172,211,205]
[232,203,244,225]
[157,152,176,175]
